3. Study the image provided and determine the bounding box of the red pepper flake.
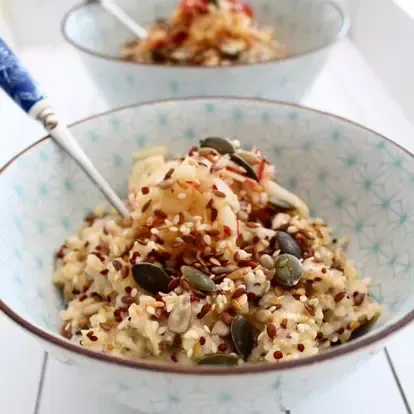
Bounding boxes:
[206,198,214,209]
[266,323,277,339]
[72,289,80,295]
[321,267,327,274]
[337,327,345,334]
[314,277,322,282]
[171,30,188,45]
[334,291,346,302]
[273,350,283,360]
[232,287,245,299]
[125,286,132,294]
[114,316,123,323]
[129,251,140,265]
[297,344,305,352]
[198,303,212,319]
[154,294,163,302]
[199,336,206,345]
[218,343,227,352]
[247,292,257,301]
[223,226,232,236]
[171,354,178,363]
[79,295,87,302]
[211,208,218,222]
[141,186,150,195]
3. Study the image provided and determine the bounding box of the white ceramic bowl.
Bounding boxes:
[1,98,413,414]
[62,0,348,108]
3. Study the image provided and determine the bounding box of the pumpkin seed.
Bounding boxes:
[132,263,169,294]
[274,231,302,259]
[207,0,220,7]
[151,50,167,64]
[168,295,192,334]
[350,313,380,340]
[231,314,254,361]
[198,354,239,366]
[230,154,258,181]
[181,266,218,292]
[199,137,235,155]
[269,198,295,210]
[274,254,303,287]
[219,39,244,60]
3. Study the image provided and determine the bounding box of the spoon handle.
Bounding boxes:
[0,39,130,217]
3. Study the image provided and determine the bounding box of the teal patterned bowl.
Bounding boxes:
[1,98,413,414]
[62,0,348,108]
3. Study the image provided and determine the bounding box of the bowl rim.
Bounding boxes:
[1,97,413,376]
[61,0,349,70]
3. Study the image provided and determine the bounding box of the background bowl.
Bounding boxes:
[1,98,413,414]
[62,0,347,108]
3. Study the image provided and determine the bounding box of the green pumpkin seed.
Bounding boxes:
[198,354,239,366]
[269,198,295,210]
[274,254,303,287]
[230,154,258,181]
[181,266,218,292]
[132,263,169,294]
[231,315,254,361]
[199,137,235,155]
[350,313,380,340]
[274,231,302,259]
[207,0,220,7]
[168,295,192,334]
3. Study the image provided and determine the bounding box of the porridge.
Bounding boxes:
[54,137,381,366]
[121,0,286,66]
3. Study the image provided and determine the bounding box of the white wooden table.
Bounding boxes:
[1,39,414,414]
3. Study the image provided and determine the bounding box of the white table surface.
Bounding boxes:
[1,38,414,414]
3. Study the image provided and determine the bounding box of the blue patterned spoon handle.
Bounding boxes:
[0,38,47,116]
[0,38,130,217]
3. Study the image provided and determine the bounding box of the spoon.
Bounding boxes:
[0,39,130,217]
[95,0,148,40]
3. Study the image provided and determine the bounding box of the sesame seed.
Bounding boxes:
[213,190,226,198]
[164,168,175,180]
[334,292,346,302]
[141,199,152,213]
[266,323,277,339]
[99,323,111,331]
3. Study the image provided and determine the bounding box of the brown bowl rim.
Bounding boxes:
[61,0,349,70]
[1,97,413,376]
